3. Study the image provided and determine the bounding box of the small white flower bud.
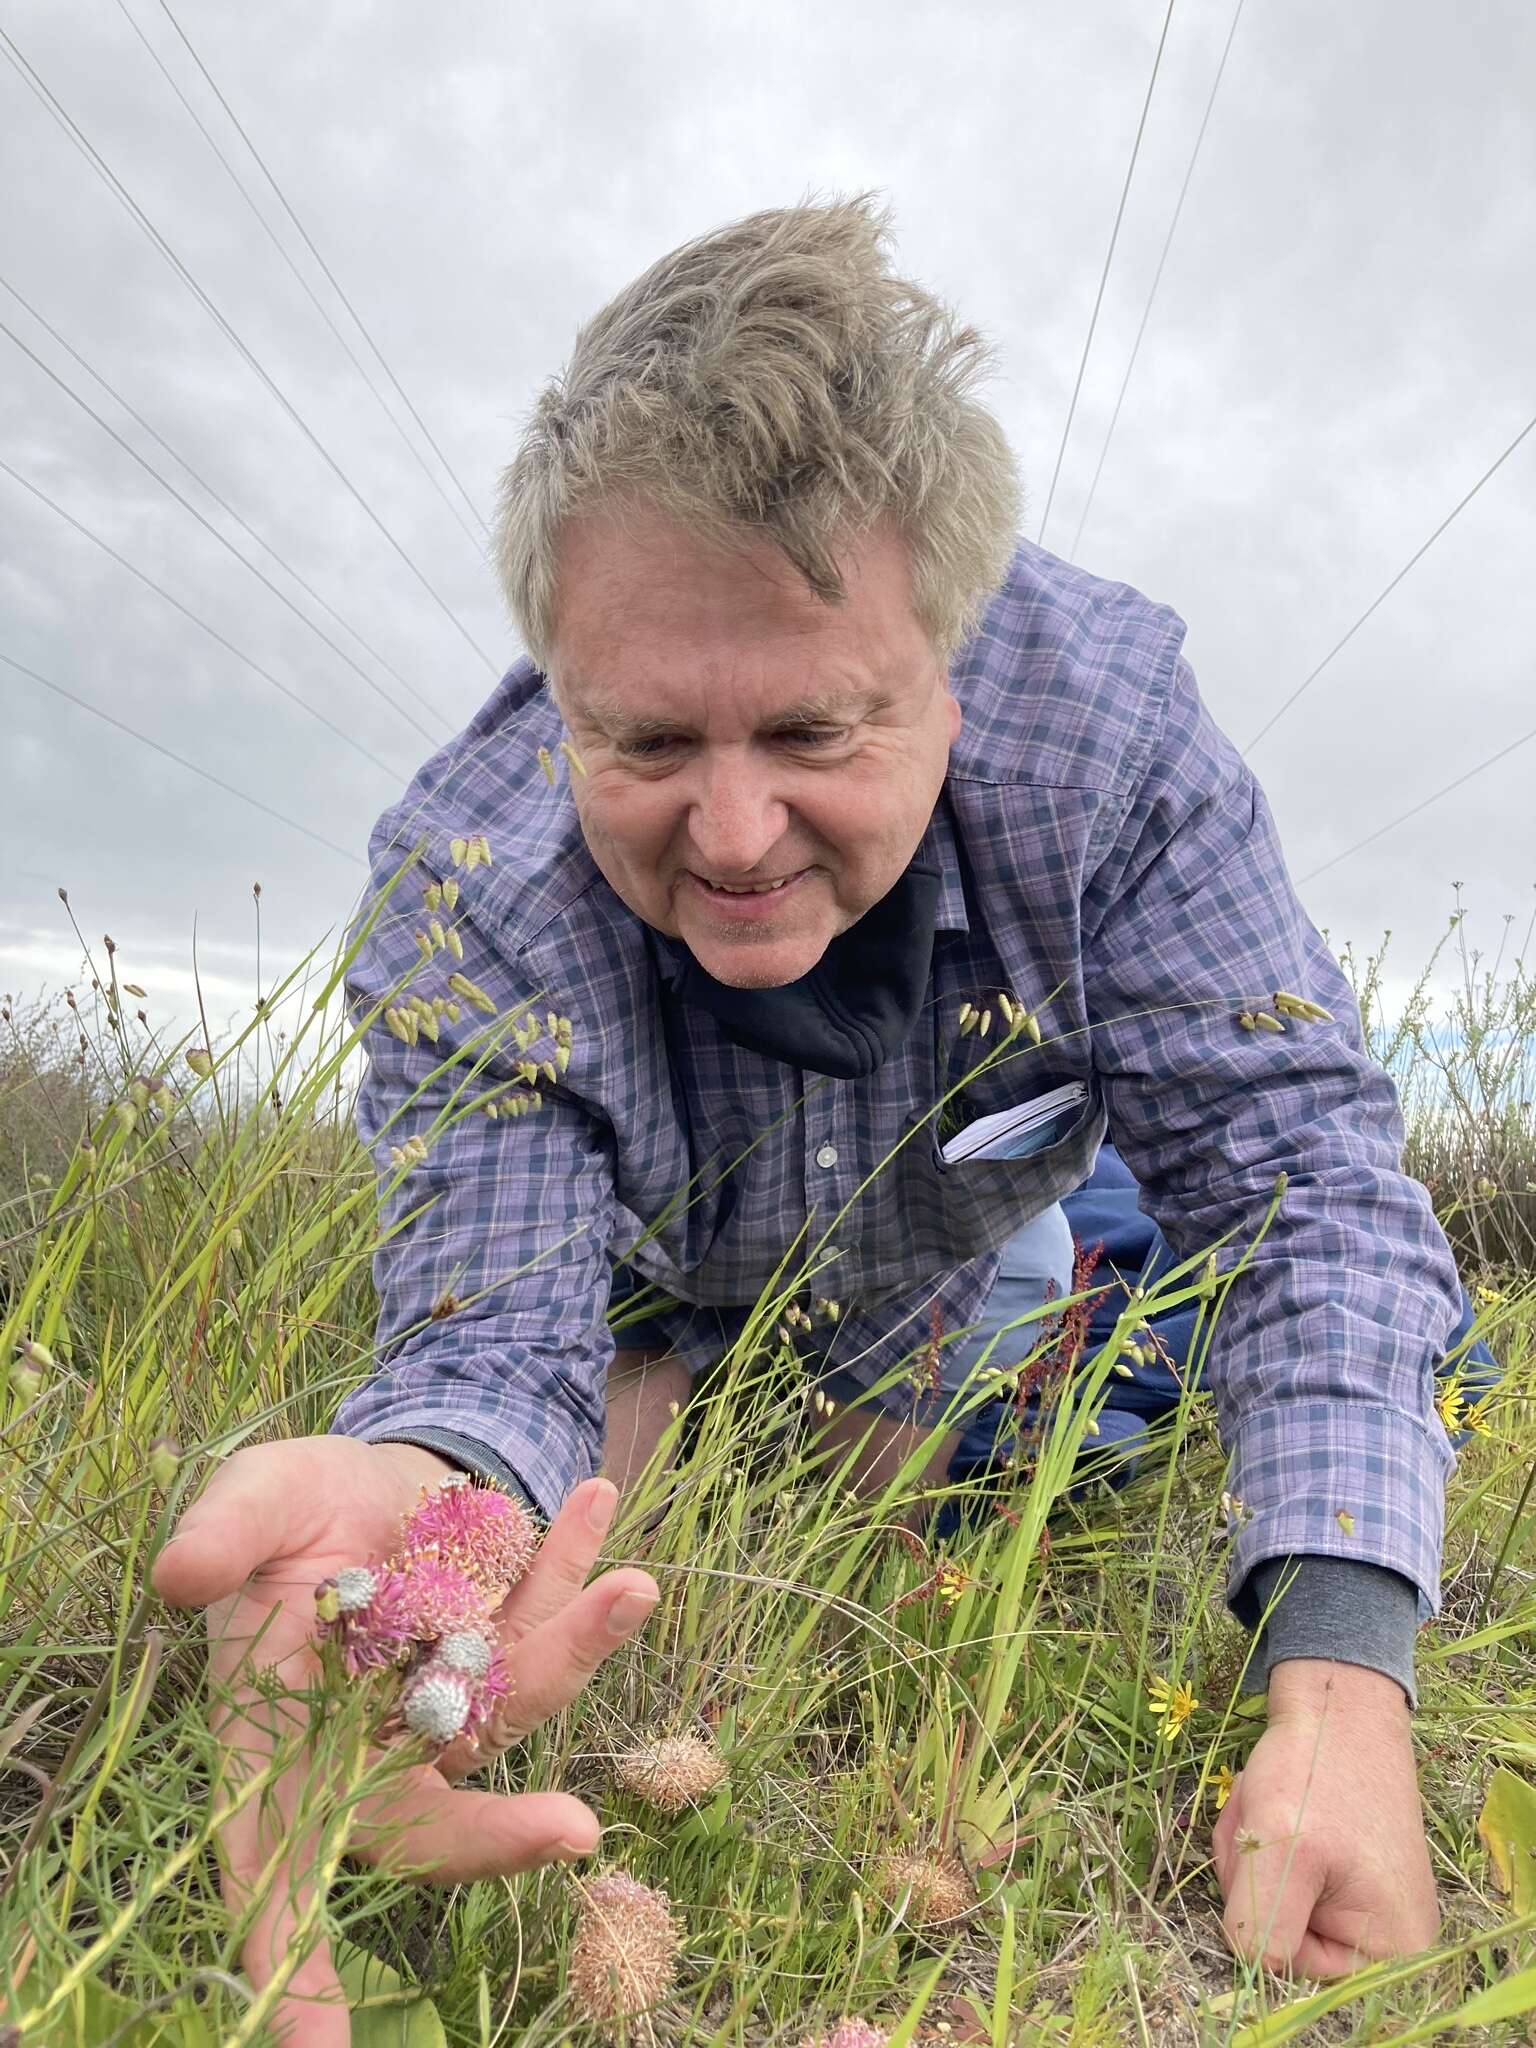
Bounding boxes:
[334,1565,379,1614]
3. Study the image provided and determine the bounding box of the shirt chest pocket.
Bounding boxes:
[915,1074,1107,1267]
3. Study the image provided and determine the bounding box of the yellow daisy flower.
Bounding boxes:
[1146,1674,1198,1740]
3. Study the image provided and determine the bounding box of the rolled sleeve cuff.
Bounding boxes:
[1225,1397,1454,1630]
[1247,1555,1420,1708]
[332,1394,593,1526]
[370,1428,544,1521]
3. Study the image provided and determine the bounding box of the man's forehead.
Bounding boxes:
[560,678,894,736]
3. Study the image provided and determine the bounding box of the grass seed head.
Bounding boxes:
[612,1731,727,1814]
[872,1847,978,1929]
[147,1435,180,1490]
[569,1869,681,2022]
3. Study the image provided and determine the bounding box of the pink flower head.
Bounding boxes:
[465,1647,513,1742]
[391,1550,492,1640]
[396,1476,540,1595]
[425,1625,513,1743]
[802,2024,888,2048]
[316,1564,415,1675]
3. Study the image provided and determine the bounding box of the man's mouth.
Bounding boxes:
[697,875,797,895]
[686,867,812,905]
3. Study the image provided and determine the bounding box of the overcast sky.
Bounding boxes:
[3,0,1533,1056]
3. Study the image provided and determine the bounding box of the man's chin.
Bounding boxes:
[685,929,832,989]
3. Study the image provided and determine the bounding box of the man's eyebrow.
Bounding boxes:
[565,687,891,740]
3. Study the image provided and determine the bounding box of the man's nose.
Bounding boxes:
[687,752,789,876]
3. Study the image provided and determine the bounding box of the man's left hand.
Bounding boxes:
[1212,1659,1440,1976]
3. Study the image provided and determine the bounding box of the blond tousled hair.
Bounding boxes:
[493,192,1021,669]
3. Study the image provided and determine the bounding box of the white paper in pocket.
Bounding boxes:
[939,1080,1089,1164]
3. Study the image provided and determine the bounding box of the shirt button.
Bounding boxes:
[815,1142,838,1169]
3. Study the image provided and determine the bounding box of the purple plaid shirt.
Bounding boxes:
[333,538,1461,1621]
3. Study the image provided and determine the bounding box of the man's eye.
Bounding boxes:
[619,735,680,759]
[776,727,846,748]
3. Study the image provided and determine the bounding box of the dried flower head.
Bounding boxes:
[611,1732,727,1815]
[569,1869,681,2022]
[872,1848,978,1929]
[397,1477,540,1595]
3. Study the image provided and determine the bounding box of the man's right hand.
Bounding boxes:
[152,1437,658,2046]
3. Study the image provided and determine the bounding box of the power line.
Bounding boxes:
[112,0,486,556]
[0,24,501,677]
[1,457,410,783]
[0,275,446,736]
[2,308,444,747]
[1298,712,1536,885]
[1246,409,1536,753]
[3,652,363,865]
[1069,0,1246,559]
[154,0,488,543]
[1037,0,1177,549]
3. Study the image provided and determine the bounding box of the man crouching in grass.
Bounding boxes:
[158,194,1458,2038]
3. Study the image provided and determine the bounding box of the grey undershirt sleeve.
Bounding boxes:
[1248,1555,1419,1709]
[373,1428,547,1524]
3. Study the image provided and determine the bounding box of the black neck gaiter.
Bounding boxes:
[654,864,940,1080]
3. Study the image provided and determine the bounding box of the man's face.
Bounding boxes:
[547,511,961,989]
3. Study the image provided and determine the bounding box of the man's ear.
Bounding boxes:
[945,689,962,743]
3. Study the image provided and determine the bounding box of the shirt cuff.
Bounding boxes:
[369,1428,546,1523]
[1224,1396,1452,1626]
[1246,1555,1419,1709]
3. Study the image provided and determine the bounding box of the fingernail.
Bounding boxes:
[586,1478,619,1535]
[555,1830,600,1862]
[605,1587,658,1638]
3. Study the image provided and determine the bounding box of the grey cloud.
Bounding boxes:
[2,0,1533,1040]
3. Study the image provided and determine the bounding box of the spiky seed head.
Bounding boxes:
[569,1870,681,2022]
[402,1666,472,1744]
[872,1847,978,1929]
[612,1732,727,1815]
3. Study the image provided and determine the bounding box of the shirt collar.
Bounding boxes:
[918,791,971,934]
